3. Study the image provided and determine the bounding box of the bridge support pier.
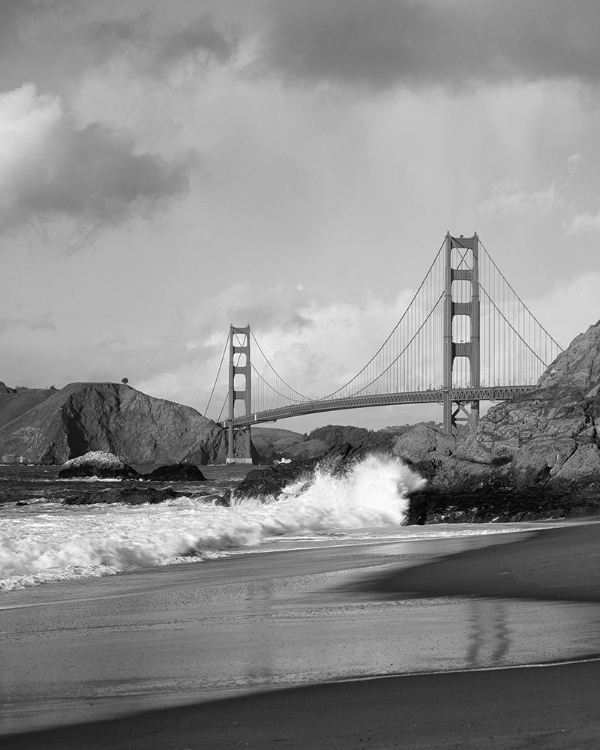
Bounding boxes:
[443,233,481,436]
[225,325,253,464]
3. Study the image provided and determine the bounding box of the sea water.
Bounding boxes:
[0,454,551,592]
[4,455,599,736]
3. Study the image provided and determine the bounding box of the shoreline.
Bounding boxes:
[4,659,600,749]
[2,519,600,747]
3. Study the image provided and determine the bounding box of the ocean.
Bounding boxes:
[0,454,555,593]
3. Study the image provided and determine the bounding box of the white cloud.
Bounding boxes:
[567,153,583,176]
[137,285,417,418]
[563,211,600,235]
[0,83,198,239]
[527,271,600,348]
[480,178,560,218]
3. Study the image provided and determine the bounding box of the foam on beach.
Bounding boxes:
[0,453,555,592]
[0,454,429,590]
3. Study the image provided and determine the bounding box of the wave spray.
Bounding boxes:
[0,454,426,590]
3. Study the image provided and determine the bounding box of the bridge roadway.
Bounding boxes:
[222,385,537,427]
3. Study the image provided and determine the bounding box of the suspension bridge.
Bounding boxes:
[205,233,562,463]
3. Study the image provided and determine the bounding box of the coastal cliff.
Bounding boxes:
[0,382,234,465]
[398,320,600,521]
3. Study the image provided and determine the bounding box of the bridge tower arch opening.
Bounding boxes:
[226,325,253,464]
[443,233,481,436]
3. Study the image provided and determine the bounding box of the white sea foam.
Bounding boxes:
[0,454,430,590]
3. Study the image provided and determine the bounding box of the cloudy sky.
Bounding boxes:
[2,0,600,431]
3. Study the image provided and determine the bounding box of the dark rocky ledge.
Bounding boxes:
[63,486,179,505]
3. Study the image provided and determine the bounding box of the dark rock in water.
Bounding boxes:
[234,460,311,499]
[197,492,230,507]
[58,451,140,479]
[15,501,28,506]
[64,486,178,505]
[407,480,600,525]
[234,443,370,499]
[144,463,207,482]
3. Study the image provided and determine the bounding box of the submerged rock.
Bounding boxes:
[144,463,207,482]
[64,486,178,505]
[58,451,139,479]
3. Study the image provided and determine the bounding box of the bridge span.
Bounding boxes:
[206,233,561,463]
[225,386,536,427]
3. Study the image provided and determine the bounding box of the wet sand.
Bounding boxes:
[4,660,600,749]
[2,520,600,748]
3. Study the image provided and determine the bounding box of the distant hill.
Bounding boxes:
[251,422,432,462]
[251,427,330,462]
[0,379,442,467]
[0,386,56,429]
[0,382,242,465]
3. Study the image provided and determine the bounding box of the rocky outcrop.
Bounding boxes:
[401,321,600,521]
[234,443,369,499]
[63,486,179,505]
[392,423,456,480]
[58,451,140,479]
[453,322,600,485]
[144,463,207,482]
[0,382,240,465]
[63,486,230,506]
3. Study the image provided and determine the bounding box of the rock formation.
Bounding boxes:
[396,321,600,521]
[0,382,240,465]
[58,451,140,479]
[144,463,207,482]
[234,443,368,499]
[63,486,179,505]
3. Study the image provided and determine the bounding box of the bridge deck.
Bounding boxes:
[222,385,536,427]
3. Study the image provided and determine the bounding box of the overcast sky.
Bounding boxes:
[2,0,600,432]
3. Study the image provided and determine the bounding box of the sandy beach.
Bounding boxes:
[2,520,600,748]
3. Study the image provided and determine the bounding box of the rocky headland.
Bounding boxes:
[401,320,600,522]
[0,382,248,465]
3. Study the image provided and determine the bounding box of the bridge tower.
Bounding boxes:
[226,325,253,464]
[443,233,480,435]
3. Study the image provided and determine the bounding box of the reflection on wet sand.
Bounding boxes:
[467,598,510,667]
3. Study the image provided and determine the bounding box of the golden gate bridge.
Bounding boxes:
[206,233,561,463]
